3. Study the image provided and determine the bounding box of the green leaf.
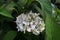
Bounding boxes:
[45,15,55,40]
[0,8,13,18]
[3,31,17,40]
[6,1,15,11]
[36,0,51,18]
[45,15,60,40]
[36,0,60,40]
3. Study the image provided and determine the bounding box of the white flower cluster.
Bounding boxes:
[16,11,45,35]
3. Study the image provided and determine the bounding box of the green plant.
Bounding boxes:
[0,0,60,40]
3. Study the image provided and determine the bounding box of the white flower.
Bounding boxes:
[16,11,45,35]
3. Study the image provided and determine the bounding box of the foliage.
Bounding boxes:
[0,0,60,40]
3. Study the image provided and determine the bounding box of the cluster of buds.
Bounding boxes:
[16,11,45,35]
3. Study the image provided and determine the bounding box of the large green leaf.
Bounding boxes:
[45,15,55,40]
[36,0,60,40]
[45,15,60,40]
[3,31,17,40]
[36,0,51,18]
[0,8,13,18]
